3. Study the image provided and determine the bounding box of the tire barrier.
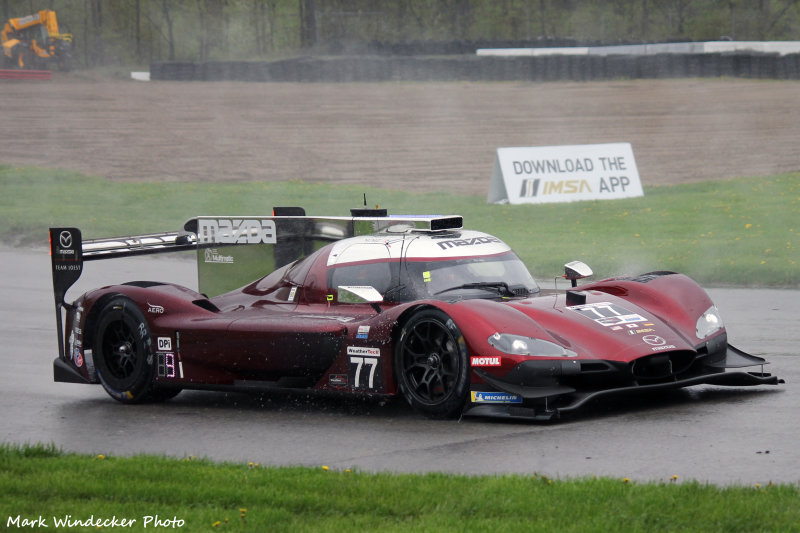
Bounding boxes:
[151,53,800,82]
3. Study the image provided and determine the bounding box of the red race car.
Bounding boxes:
[49,207,781,421]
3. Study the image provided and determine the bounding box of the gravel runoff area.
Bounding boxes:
[1,76,798,194]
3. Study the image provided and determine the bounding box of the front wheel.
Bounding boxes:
[394,309,470,418]
[93,297,162,403]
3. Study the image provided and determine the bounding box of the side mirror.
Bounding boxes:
[564,261,593,287]
[337,285,384,304]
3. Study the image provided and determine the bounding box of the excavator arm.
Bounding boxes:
[1,10,72,69]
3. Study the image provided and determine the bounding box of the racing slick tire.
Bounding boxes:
[93,297,171,403]
[394,309,470,419]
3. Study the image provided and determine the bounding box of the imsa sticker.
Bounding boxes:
[470,391,522,404]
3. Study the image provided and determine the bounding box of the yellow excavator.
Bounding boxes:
[2,9,72,70]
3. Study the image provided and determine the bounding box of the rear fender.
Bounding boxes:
[81,283,214,354]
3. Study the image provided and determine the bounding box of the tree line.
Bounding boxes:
[3,0,799,67]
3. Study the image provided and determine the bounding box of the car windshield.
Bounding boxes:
[389,251,539,301]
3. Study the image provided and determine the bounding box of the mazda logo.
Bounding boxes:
[59,231,72,248]
[642,335,666,346]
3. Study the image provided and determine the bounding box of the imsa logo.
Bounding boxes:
[521,178,591,197]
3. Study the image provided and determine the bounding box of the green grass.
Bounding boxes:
[1,443,798,533]
[1,164,798,287]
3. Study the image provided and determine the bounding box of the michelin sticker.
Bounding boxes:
[470,391,522,404]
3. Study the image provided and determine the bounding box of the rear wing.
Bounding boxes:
[49,209,462,359]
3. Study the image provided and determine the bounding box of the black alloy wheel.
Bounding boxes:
[394,309,470,418]
[93,297,177,403]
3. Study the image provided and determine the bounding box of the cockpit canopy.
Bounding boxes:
[246,230,539,304]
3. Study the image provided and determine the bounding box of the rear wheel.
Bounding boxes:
[394,309,470,418]
[93,297,170,403]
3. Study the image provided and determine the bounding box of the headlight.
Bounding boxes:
[696,305,724,338]
[488,333,577,357]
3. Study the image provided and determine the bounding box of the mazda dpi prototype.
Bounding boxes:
[50,208,781,420]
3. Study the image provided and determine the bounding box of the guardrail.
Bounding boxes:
[151,53,800,82]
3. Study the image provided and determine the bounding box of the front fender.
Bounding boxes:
[580,272,716,342]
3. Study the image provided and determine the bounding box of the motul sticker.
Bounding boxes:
[471,356,501,367]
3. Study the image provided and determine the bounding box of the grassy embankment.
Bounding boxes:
[2,164,797,287]
[2,444,798,532]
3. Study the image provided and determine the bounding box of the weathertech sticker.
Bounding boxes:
[347,346,380,357]
[329,374,348,389]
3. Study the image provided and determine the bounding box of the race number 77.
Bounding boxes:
[350,356,378,389]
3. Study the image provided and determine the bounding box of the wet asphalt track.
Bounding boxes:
[2,247,797,485]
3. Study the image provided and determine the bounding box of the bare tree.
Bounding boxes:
[299,0,316,47]
[761,0,800,39]
[134,0,142,62]
[161,0,176,60]
[87,0,104,66]
[655,0,694,38]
